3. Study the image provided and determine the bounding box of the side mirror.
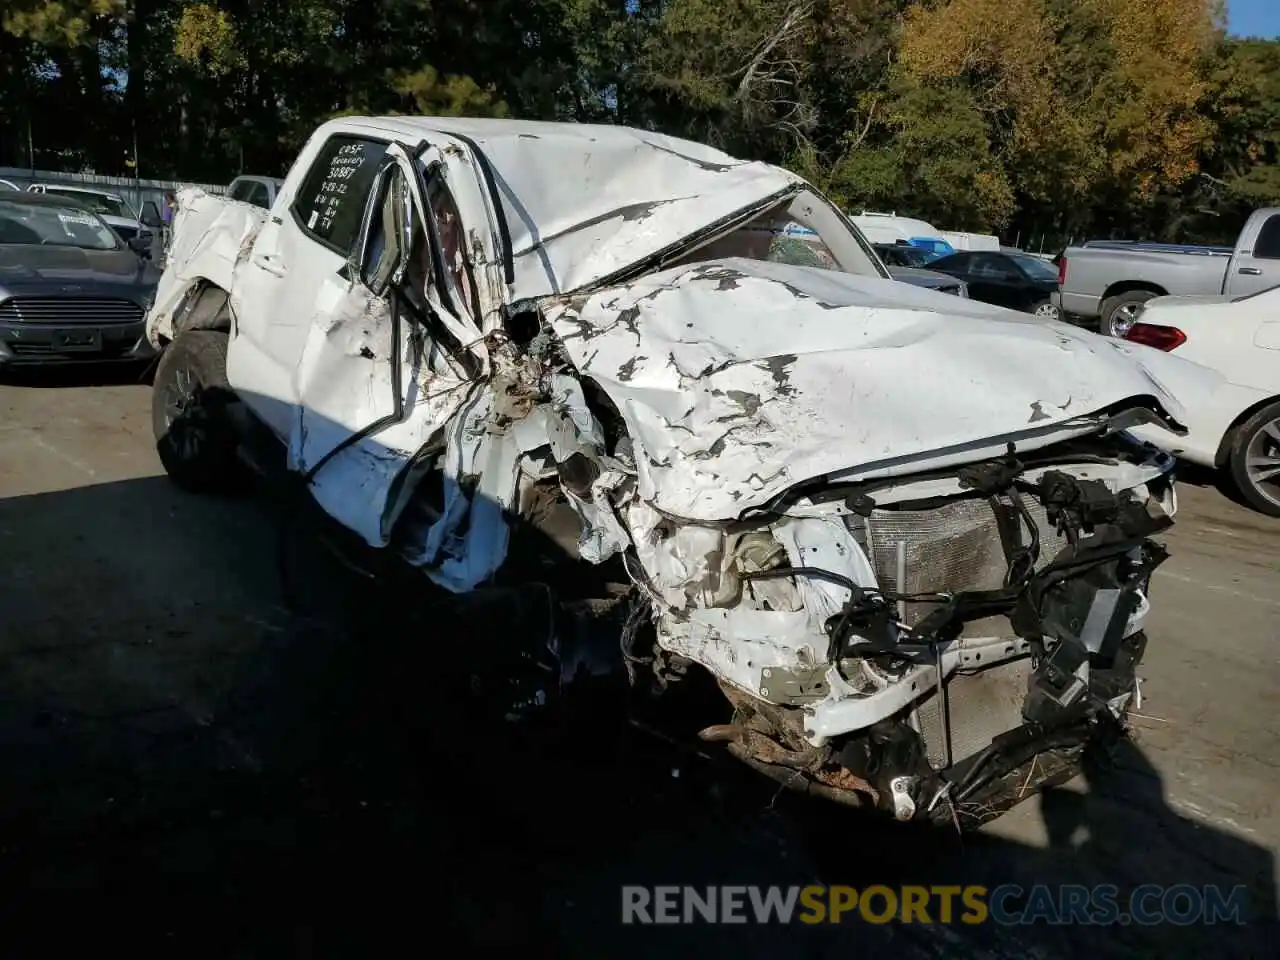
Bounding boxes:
[128,235,152,257]
[140,200,163,227]
[355,163,414,298]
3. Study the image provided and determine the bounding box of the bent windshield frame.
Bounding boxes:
[669,188,889,280]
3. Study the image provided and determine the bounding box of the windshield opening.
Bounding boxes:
[42,188,135,220]
[668,190,885,278]
[0,202,121,250]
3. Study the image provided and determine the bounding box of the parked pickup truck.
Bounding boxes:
[145,115,1201,828]
[226,174,284,210]
[1056,207,1280,337]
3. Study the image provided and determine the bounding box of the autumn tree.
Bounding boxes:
[2,0,123,44]
[2,0,1276,250]
[881,0,1218,233]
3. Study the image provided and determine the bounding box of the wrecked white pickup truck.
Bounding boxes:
[146,116,1209,828]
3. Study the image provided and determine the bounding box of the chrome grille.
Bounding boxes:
[857,495,1071,633]
[0,297,143,326]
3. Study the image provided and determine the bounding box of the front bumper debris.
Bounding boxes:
[689,452,1172,827]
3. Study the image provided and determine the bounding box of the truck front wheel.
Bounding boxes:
[151,330,247,495]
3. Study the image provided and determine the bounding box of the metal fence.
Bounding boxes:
[0,165,226,211]
[0,166,228,258]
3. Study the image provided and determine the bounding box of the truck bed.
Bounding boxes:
[147,187,268,344]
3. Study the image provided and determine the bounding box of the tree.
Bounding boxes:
[1202,38,1280,206]
[641,0,820,156]
[879,0,1219,233]
[0,0,1274,252]
[2,0,123,46]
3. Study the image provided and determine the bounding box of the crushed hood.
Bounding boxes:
[548,258,1205,521]
[340,116,802,303]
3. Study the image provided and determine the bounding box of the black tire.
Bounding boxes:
[1099,289,1158,338]
[151,330,246,495]
[1225,400,1280,518]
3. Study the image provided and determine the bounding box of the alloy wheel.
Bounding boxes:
[1244,417,1280,510]
[1109,303,1143,338]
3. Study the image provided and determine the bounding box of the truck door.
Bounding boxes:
[1227,210,1280,298]
[288,142,490,551]
[226,132,392,438]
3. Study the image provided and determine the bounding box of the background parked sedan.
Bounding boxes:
[925,250,1061,318]
[26,183,163,255]
[872,241,939,268]
[1123,284,1280,516]
[0,193,159,367]
[884,265,969,297]
[873,243,968,296]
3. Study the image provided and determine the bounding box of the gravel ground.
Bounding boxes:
[0,364,1275,956]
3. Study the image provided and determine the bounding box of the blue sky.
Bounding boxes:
[1229,0,1280,38]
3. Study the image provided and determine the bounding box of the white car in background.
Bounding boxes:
[25,183,160,249]
[1124,285,1280,516]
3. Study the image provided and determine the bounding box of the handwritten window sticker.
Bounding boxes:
[57,212,97,228]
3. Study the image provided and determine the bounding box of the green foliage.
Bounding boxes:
[1203,39,1280,204]
[2,0,123,47]
[392,67,510,118]
[0,0,1275,246]
[174,3,243,75]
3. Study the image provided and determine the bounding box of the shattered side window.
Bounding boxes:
[425,174,480,323]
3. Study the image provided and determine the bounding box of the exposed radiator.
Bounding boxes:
[852,495,1073,634]
[914,657,1032,769]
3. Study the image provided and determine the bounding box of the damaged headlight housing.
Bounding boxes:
[646,521,799,612]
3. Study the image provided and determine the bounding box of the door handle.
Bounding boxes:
[1239,266,1263,275]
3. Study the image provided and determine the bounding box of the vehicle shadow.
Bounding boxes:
[1173,458,1265,514]
[0,468,1272,956]
[0,359,155,389]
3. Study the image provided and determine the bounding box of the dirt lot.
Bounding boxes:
[0,365,1276,956]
